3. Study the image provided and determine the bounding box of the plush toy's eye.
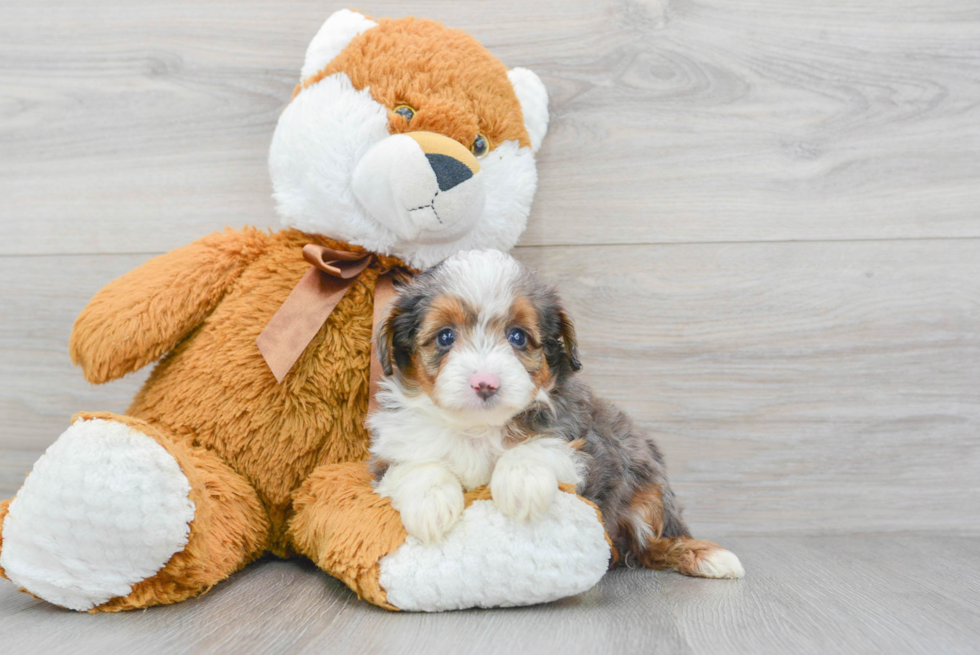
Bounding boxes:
[507,327,527,348]
[436,328,456,349]
[471,133,489,157]
[393,104,415,122]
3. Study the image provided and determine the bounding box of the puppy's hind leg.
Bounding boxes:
[640,536,745,579]
[626,485,744,579]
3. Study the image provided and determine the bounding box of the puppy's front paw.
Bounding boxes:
[491,461,558,522]
[398,483,465,544]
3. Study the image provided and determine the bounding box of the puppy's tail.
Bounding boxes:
[626,485,745,579]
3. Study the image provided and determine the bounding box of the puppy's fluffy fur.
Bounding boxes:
[368,250,743,579]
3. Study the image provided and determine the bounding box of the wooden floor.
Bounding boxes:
[2,0,979,652]
[2,535,978,655]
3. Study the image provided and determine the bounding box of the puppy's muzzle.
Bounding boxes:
[351,131,486,245]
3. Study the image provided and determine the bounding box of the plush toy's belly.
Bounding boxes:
[127,240,378,549]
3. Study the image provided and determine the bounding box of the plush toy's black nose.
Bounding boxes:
[426,154,474,192]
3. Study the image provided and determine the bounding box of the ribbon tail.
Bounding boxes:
[368,274,397,415]
[257,267,357,383]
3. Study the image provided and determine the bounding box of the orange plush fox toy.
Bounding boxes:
[0,10,611,612]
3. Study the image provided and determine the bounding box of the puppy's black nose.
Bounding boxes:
[426,153,474,192]
[474,382,497,401]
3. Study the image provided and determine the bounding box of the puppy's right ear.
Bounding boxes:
[557,308,582,372]
[376,308,400,377]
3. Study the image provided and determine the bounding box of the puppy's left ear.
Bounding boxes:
[508,67,549,154]
[557,309,582,372]
[376,308,399,377]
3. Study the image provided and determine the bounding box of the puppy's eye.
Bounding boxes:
[436,328,456,349]
[508,328,527,348]
[393,104,415,122]
[471,133,489,157]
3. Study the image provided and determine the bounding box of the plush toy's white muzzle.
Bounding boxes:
[351,131,486,245]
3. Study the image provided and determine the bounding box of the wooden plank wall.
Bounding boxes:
[2,0,978,536]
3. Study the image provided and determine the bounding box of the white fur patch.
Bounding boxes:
[508,68,549,154]
[629,509,656,546]
[439,249,523,318]
[376,462,465,544]
[370,382,511,490]
[393,141,537,270]
[0,419,195,611]
[351,133,441,241]
[301,9,378,81]
[269,72,392,248]
[379,492,610,611]
[490,439,584,521]
[351,134,486,244]
[432,336,537,423]
[695,548,746,579]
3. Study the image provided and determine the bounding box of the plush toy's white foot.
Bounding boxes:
[378,492,610,611]
[695,548,745,579]
[0,419,196,611]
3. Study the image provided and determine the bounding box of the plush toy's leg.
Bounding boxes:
[288,462,612,612]
[288,462,405,610]
[0,412,268,611]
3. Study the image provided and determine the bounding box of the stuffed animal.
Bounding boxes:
[0,10,611,612]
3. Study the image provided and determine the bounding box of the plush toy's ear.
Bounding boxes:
[301,9,378,80]
[508,67,549,154]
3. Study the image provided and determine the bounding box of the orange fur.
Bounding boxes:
[628,484,665,540]
[303,17,531,151]
[511,294,552,388]
[409,349,438,394]
[638,536,728,577]
[113,229,405,556]
[410,294,478,389]
[21,228,410,598]
[288,462,405,610]
[420,295,477,341]
[69,228,271,385]
[507,295,542,343]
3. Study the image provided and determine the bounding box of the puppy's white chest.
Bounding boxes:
[445,428,508,491]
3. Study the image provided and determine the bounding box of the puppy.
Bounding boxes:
[368,250,744,579]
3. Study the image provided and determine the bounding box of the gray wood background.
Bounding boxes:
[2,0,977,536]
[2,0,980,651]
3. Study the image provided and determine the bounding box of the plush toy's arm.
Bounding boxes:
[69,228,270,384]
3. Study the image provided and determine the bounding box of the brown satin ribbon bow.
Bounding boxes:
[256,245,397,410]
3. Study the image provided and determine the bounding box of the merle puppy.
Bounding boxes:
[367,249,743,579]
